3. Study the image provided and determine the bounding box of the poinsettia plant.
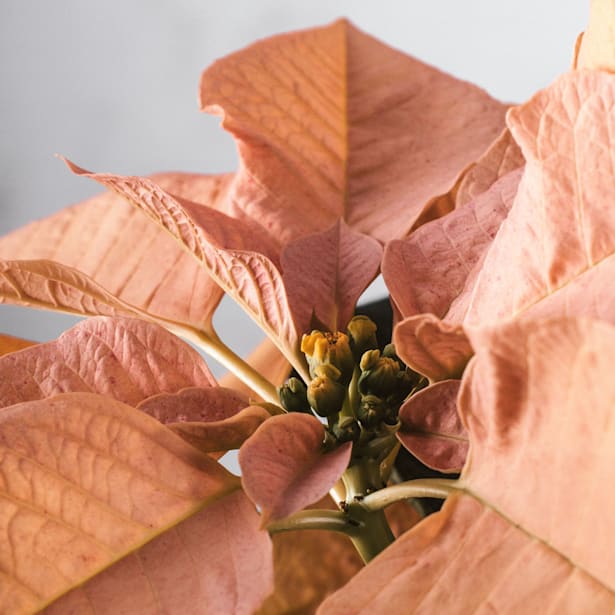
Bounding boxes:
[2,1,615,612]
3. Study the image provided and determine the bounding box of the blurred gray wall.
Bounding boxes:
[0,1,588,372]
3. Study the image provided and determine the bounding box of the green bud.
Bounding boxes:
[392,369,420,404]
[347,315,378,359]
[360,348,381,372]
[307,370,346,417]
[382,343,399,360]
[301,330,355,385]
[278,377,311,413]
[331,416,361,443]
[357,394,387,428]
[358,356,400,398]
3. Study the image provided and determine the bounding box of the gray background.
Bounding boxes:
[0,1,588,374]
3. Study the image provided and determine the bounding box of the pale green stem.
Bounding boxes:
[329,485,345,507]
[266,509,360,536]
[341,462,394,563]
[168,324,279,405]
[359,478,460,512]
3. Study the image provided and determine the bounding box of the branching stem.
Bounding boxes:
[359,478,460,512]
[170,324,280,405]
[267,509,360,536]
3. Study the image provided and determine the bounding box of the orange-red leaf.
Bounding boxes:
[0,392,240,613]
[398,379,466,473]
[0,173,230,330]
[200,19,508,244]
[43,490,271,615]
[0,333,36,357]
[0,316,215,408]
[0,258,141,319]
[239,413,352,523]
[389,69,615,380]
[320,317,615,612]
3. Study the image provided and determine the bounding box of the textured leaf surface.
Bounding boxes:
[390,69,615,380]
[0,392,239,614]
[320,318,615,612]
[168,406,271,455]
[200,20,507,244]
[0,316,215,409]
[138,387,262,455]
[0,333,35,357]
[282,220,382,333]
[398,379,466,472]
[0,173,231,330]
[412,127,524,229]
[65,161,305,361]
[453,128,524,209]
[464,70,615,329]
[43,490,272,615]
[384,168,521,321]
[137,386,248,424]
[393,314,473,381]
[0,259,140,320]
[239,413,352,522]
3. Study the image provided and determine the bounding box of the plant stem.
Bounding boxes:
[359,478,460,512]
[341,461,395,563]
[170,324,279,405]
[266,509,360,536]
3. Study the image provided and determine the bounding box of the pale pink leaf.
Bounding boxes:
[0,173,231,330]
[199,20,508,244]
[137,386,248,423]
[393,314,473,381]
[465,71,615,329]
[454,128,525,208]
[239,413,352,522]
[320,317,615,612]
[65,161,303,360]
[282,220,383,333]
[577,0,615,71]
[0,392,239,614]
[44,490,273,615]
[397,379,466,472]
[384,168,521,321]
[0,316,215,409]
[411,127,523,229]
[0,258,140,319]
[390,70,615,381]
[168,406,272,456]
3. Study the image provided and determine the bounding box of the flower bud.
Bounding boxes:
[357,394,387,428]
[359,356,401,398]
[382,343,399,360]
[278,377,311,413]
[392,369,421,404]
[360,349,381,372]
[347,315,378,359]
[307,366,346,417]
[301,330,355,384]
[331,416,360,443]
